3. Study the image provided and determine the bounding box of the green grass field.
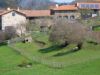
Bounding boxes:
[93,26,100,31]
[0,32,100,75]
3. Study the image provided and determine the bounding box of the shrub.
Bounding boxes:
[0,31,6,43]
[5,26,16,39]
[49,18,87,50]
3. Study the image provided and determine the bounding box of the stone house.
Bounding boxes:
[0,9,27,35]
[19,10,52,32]
[0,9,51,35]
[51,5,81,20]
[51,2,100,19]
[76,2,100,18]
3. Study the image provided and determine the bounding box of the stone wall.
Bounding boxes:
[53,10,81,19]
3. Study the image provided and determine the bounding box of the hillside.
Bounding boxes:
[0,0,55,9]
[0,32,100,75]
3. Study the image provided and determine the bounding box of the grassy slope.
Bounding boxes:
[0,46,24,68]
[0,32,100,75]
[14,41,100,66]
[93,26,100,31]
[0,45,29,74]
[1,56,100,75]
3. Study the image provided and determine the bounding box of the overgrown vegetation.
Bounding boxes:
[49,18,88,51]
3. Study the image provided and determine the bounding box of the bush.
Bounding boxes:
[0,31,6,43]
[49,18,87,49]
[5,26,16,39]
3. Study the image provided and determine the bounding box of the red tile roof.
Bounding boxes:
[0,10,26,16]
[52,5,78,10]
[0,9,51,17]
[0,10,6,15]
[19,10,51,17]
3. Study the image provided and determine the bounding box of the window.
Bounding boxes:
[94,4,99,9]
[80,4,85,8]
[90,4,94,9]
[59,16,62,18]
[86,4,89,8]
[70,15,75,19]
[80,4,100,9]
[64,16,68,19]
[12,12,15,16]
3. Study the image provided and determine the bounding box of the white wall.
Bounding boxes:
[1,11,27,35]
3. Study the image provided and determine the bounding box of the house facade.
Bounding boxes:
[0,10,27,35]
[0,9,51,35]
[77,2,100,18]
[51,2,100,19]
[51,5,81,20]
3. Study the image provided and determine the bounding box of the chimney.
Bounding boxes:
[7,7,11,11]
[56,4,59,8]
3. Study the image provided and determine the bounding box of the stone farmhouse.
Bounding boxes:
[51,2,100,19]
[77,2,100,18]
[51,5,80,19]
[0,9,51,35]
[0,2,100,35]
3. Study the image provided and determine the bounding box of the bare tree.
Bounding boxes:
[16,22,27,37]
[90,31,100,44]
[32,18,53,32]
[49,18,87,50]
[25,18,53,32]
[0,31,6,43]
[5,26,16,39]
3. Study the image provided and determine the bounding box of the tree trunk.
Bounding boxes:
[60,41,69,48]
[77,42,83,50]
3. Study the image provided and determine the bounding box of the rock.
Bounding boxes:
[26,64,32,68]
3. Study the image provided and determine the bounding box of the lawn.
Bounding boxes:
[0,32,100,75]
[0,45,30,74]
[14,41,100,68]
[1,58,100,75]
[93,25,100,31]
